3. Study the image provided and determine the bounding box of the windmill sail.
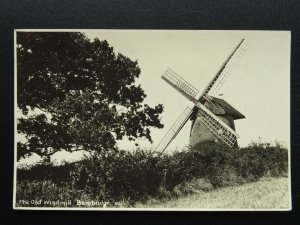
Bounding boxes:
[162,68,199,102]
[193,101,238,147]
[199,39,249,102]
[156,107,193,153]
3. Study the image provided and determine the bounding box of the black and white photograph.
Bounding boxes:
[14,30,291,210]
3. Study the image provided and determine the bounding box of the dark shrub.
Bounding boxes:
[68,149,167,203]
[236,142,288,179]
[163,141,242,188]
[17,161,75,182]
[16,180,86,207]
[16,141,289,206]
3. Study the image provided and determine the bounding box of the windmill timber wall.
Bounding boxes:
[189,99,242,147]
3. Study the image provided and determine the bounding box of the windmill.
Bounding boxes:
[156,39,249,153]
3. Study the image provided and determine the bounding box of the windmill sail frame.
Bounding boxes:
[156,106,193,153]
[193,101,239,147]
[162,68,199,102]
[198,39,247,103]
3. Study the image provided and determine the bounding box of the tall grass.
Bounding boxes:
[16,141,288,207]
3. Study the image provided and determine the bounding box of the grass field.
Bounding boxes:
[136,177,291,209]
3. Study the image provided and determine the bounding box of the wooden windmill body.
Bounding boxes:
[156,39,249,153]
[189,96,245,146]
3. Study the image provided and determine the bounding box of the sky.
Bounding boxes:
[16,30,291,164]
[84,30,291,152]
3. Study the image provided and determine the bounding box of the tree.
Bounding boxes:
[17,32,163,161]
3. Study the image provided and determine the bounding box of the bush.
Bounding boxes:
[173,178,214,196]
[161,142,243,188]
[236,142,288,180]
[17,161,75,183]
[16,141,289,206]
[66,149,168,204]
[16,180,84,207]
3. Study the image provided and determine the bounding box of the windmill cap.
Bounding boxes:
[203,96,245,120]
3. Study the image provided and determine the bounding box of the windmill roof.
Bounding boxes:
[205,96,245,120]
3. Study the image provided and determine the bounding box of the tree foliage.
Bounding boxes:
[17,32,163,160]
